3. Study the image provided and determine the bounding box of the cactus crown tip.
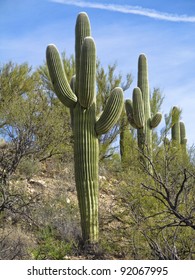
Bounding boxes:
[139,53,147,58]
[78,11,89,18]
[173,105,179,110]
[138,53,147,66]
[114,86,123,92]
[84,36,94,41]
[46,44,57,55]
[79,11,88,15]
[47,43,56,49]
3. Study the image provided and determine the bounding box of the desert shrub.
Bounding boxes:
[31,225,74,260]
[0,226,35,259]
[17,157,40,180]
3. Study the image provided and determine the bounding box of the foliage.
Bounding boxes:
[31,226,74,260]
[150,87,164,117]
[0,62,72,180]
[112,141,195,259]
[17,157,40,181]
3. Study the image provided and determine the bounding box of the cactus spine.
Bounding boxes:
[46,13,123,245]
[125,54,162,160]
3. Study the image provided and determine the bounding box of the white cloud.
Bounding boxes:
[50,0,195,23]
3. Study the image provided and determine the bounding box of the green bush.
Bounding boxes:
[17,157,40,180]
[31,226,74,260]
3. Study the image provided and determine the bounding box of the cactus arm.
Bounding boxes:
[75,12,91,96]
[46,44,77,108]
[180,121,187,145]
[150,112,162,128]
[95,87,124,135]
[125,100,138,129]
[172,122,180,143]
[132,87,145,129]
[79,37,96,108]
[180,121,187,159]
[171,106,180,143]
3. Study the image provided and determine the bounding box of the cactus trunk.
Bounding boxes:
[137,54,152,157]
[73,103,99,242]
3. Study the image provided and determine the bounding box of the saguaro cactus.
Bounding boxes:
[125,54,162,159]
[46,12,123,244]
[171,106,187,151]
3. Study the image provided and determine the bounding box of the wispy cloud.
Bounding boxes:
[50,0,195,23]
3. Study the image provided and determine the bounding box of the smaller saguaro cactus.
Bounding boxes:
[125,54,162,160]
[46,12,123,245]
[171,106,187,151]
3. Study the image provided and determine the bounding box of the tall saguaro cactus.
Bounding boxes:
[46,12,123,245]
[125,54,162,160]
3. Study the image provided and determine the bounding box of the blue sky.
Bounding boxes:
[1,0,195,146]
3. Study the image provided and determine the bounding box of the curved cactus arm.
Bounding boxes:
[75,12,91,95]
[46,44,77,108]
[150,112,162,128]
[125,99,138,129]
[95,87,124,135]
[132,87,145,129]
[79,37,96,109]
